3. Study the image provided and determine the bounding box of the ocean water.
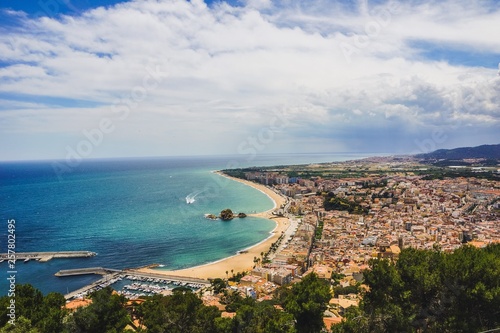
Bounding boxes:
[0,153,377,295]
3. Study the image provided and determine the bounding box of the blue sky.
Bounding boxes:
[0,0,499,161]
[0,0,126,17]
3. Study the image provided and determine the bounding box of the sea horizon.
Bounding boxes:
[0,150,393,163]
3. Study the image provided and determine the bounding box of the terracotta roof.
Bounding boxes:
[221,312,236,319]
[324,316,343,330]
[65,298,92,310]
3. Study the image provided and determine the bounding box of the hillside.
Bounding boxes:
[415,144,500,160]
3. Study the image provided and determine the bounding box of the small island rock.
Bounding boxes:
[219,209,234,221]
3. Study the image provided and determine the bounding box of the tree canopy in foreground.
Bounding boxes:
[0,244,498,332]
[333,243,500,333]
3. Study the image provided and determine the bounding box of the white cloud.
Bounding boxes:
[0,0,499,160]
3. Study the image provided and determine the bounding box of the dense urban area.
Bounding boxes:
[220,154,500,330]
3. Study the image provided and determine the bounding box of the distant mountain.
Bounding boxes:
[415,144,500,160]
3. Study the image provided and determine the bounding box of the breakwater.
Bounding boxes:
[0,251,96,262]
[55,267,122,277]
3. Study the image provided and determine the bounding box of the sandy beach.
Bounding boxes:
[137,172,289,280]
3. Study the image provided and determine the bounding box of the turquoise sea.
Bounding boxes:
[0,153,376,295]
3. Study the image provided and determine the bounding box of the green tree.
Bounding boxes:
[223,294,253,313]
[214,317,233,333]
[330,306,368,333]
[323,195,367,215]
[191,305,224,333]
[333,285,358,296]
[38,292,67,333]
[281,273,331,333]
[139,289,222,333]
[0,316,39,333]
[0,285,66,332]
[439,244,500,332]
[395,247,444,330]
[0,284,44,328]
[338,244,500,332]
[68,286,129,333]
[233,302,296,333]
[210,278,227,294]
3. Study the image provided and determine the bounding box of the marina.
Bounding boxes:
[58,267,210,300]
[117,274,207,299]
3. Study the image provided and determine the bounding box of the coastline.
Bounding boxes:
[137,171,290,280]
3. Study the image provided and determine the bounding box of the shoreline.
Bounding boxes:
[137,171,289,280]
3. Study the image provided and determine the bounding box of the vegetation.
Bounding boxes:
[232,300,296,333]
[2,245,499,332]
[421,169,499,181]
[315,219,324,240]
[0,284,66,333]
[279,273,332,333]
[0,273,332,333]
[219,209,234,221]
[415,143,500,160]
[333,244,500,332]
[210,278,227,294]
[66,286,129,333]
[330,272,346,285]
[323,193,368,215]
[138,289,223,333]
[228,271,246,283]
[333,285,359,296]
[220,170,248,180]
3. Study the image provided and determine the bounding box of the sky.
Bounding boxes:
[0,0,499,161]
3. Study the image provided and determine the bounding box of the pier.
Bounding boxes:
[63,272,122,300]
[0,251,96,262]
[55,267,122,277]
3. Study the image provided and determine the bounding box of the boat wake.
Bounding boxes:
[185,190,203,204]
